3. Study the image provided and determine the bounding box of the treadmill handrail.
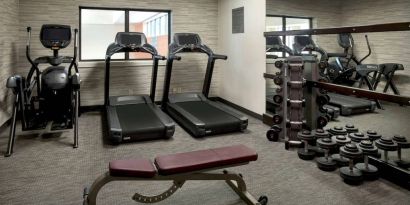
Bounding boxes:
[162,40,227,104]
[104,39,165,106]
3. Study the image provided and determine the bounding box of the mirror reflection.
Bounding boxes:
[265,1,410,137]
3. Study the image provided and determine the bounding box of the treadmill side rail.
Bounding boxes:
[166,103,207,137]
[106,106,122,143]
[207,101,248,131]
[146,105,175,138]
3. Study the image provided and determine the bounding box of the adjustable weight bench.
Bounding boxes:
[83,145,267,205]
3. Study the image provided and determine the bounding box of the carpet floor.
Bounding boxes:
[0,103,409,205]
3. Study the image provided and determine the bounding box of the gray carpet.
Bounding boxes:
[0,104,409,205]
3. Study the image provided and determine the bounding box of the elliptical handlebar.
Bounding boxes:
[154,55,166,60]
[68,28,79,75]
[359,35,372,64]
[73,29,78,60]
[26,27,35,67]
[212,54,227,60]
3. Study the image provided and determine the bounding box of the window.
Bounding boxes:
[80,7,171,61]
[266,15,312,57]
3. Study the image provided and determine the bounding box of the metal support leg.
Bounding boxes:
[364,77,383,109]
[84,170,263,205]
[5,95,19,157]
[73,90,79,148]
[384,72,400,95]
[226,179,262,205]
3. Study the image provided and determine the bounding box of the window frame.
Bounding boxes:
[79,6,171,62]
[266,15,313,58]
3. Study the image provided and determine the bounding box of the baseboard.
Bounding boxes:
[262,113,274,126]
[211,97,263,120]
[80,105,104,113]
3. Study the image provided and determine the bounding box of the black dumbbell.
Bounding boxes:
[316,116,328,129]
[309,129,330,156]
[328,126,347,136]
[316,95,329,106]
[392,135,410,168]
[266,125,281,142]
[366,130,382,159]
[339,143,364,184]
[273,95,283,104]
[313,129,330,139]
[345,124,359,134]
[366,130,381,141]
[355,140,379,180]
[297,130,316,160]
[348,132,369,144]
[331,135,351,167]
[273,76,283,85]
[272,114,283,124]
[316,138,337,171]
[275,60,283,68]
[375,137,398,162]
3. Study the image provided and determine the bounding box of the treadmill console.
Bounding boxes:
[266,36,283,47]
[115,32,147,50]
[266,36,283,52]
[293,36,316,53]
[174,33,202,47]
[40,24,71,50]
[170,33,213,55]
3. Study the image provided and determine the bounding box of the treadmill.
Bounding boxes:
[105,32,175,143]
[161,33,248,137]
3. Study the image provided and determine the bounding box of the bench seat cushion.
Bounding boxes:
[109,159,157,178]
[154,145,257,175]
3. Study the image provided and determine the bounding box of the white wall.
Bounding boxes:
[217,0,266,115]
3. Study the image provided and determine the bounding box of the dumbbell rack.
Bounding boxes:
[266,56,305,146]
[266,55,330,149]
[302,55,330,129]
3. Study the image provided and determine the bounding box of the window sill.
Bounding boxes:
[78,60,166,68]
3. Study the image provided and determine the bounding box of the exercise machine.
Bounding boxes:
[83,144,267,205]
[5,25,80,157]
[161,33,248,137]
[326,33,362,84]
[104,32,174,143]
[292,35,378,116]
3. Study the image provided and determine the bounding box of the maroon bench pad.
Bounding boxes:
[109,159,157,178]
[154,145,258,175]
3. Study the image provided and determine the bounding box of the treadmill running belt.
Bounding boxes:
[116,104,164,135]
[175,101,241,130]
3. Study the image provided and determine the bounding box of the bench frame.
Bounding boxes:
[83,163,265,205]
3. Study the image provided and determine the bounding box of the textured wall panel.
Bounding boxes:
[0,0,19,125]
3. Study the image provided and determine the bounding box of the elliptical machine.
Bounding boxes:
[326,33,372,85]
[5,24,80,157]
